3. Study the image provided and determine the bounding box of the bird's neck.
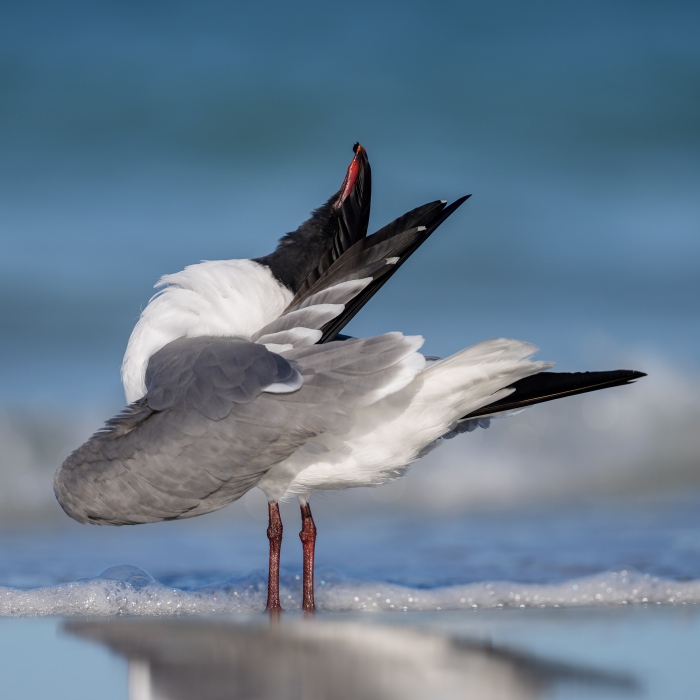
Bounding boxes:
[121,259,293,403]
[253,200,341,293]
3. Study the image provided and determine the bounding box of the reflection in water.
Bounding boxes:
[65,618,638,700]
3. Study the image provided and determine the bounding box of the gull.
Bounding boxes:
[53,145,645,614]
[120,143,468,404]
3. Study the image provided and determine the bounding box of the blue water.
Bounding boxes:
[0,496,699,700]
[0,494,698,615]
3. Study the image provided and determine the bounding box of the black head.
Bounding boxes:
[254,144,372,293]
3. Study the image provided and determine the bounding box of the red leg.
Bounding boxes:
[266,501,284,613]
[299,501,317,613]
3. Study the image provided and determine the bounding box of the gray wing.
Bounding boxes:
[250,233,423,351]
[54,334,419,526]
[144,336,302,419]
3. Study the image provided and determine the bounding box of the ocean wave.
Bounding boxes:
[1,565,698,617]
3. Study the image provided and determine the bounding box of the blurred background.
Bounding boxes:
[3,6,700,698]
[1,0,699,538]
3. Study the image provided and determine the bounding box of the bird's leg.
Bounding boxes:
[266,501,284,613]
[299,501,317,613]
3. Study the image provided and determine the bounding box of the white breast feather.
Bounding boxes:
[121,259,293,403]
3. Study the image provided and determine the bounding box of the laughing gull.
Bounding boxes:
[121,144,469,403]
[54,145,645,614]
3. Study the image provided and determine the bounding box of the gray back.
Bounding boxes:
[54,334,419,526]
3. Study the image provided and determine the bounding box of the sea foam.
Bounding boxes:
[1,565,698,616]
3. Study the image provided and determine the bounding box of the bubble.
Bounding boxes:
[98,565,155,590]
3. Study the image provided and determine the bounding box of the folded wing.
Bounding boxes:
[54,334,423,525]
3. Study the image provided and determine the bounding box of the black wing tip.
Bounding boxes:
[431,194,471,222]
[315,193,471,340]
[580,369,647,384]
[450,194,471,208]
[538,368,648,387]
[460,368,646,421]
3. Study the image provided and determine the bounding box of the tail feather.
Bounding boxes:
[460,370,646,420]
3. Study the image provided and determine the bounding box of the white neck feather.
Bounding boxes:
[121,259,293,403]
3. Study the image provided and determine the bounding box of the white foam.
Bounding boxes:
[317,570,700,612]
[0,566,266,617]
[1,566,698,617]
